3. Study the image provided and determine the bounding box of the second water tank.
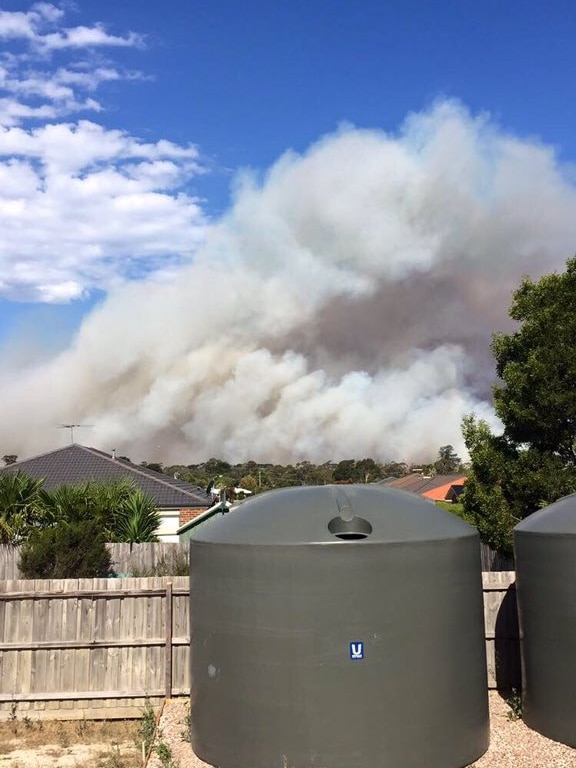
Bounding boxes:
[514,494,576,746]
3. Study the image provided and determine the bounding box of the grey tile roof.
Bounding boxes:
[0,444,211,509]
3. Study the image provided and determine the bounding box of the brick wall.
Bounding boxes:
[179,507,208,527]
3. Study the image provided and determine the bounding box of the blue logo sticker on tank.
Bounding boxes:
[349,641,364,660]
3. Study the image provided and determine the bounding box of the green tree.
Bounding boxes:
[492,259,576,461]
[140,461,163,473]
[110,489,160,543]
[333,460,357,483]
[36,479,160,543]
[462,258,576,555]
[381,461,408,478]
[356,458,383,483]
[0,472,44,545]
[433,445,462,475]
[238,474,257,493]
[19,519,112,579]
[202,458,232,477]
[35,482,99,526]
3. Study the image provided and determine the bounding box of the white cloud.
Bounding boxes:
[0,116,206,301]
[0,96,57,124]
[0,4,144,122]
[36,280,85,302]
[40,24,144,51]
[1,65,121,101]
[0,6,46,40]
[0,4,207,301]
[0,4,142,51]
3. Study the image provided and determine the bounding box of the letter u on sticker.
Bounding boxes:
[350,641,364,659]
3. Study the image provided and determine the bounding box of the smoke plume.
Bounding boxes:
[2,101,576,464]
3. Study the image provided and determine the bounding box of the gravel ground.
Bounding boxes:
[147,692,576,768]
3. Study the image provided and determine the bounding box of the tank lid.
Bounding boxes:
[514,493,576,535]
[189,484,477,545]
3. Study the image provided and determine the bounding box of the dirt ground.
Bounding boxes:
[0,717,142,768]
[3,693,576,768]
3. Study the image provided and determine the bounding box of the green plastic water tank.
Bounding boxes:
[189,484,489,768]
[514,494,576,746]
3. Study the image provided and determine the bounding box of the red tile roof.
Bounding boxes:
[380,473,467,500]
[421,477,467,501]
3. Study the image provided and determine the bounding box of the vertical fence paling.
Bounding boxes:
[165,581,173,698]
[482,571,520,690]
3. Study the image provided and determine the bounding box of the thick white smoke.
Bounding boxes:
[2,101,576,464]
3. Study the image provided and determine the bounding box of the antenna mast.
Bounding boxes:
[58,424,93,444]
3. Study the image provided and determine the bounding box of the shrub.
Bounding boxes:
[18,519,113,578]
[129,550,189,577]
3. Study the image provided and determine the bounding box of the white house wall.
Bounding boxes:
[157,510,180,543]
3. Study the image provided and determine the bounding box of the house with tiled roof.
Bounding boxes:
[0,444,211,542]
[421,476,467,501]
[377,473,467,501]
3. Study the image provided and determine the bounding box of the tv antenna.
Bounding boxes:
[58,424,94,444]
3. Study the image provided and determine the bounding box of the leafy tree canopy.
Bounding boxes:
[0,471,44,545]
[433,445,462,475]
[492,258,576,462]
[462,257,576,556]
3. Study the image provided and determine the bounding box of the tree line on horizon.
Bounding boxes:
[142,444,464,495]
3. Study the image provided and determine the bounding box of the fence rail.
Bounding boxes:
[0,572,519,720]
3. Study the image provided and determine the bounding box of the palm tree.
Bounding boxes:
[36,483,97,526]
[0,471,44,545]
[110,489,161,543]
[90,478,136,523]
[12,477,161,544]
[37,478,136,527]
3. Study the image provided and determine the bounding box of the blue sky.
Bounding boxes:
[69,0,576,166]
[76,0,576,168]
[1,1,576,462]
[0,0,575,345]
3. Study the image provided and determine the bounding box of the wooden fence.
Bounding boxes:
[0,572,519,720]
[0,541,514,579]
[482,571,519,692]
[479,543,514,571]
[0,542,191,580]
[0,576,189,720]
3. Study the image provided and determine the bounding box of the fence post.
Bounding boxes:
[165,581,173,698]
